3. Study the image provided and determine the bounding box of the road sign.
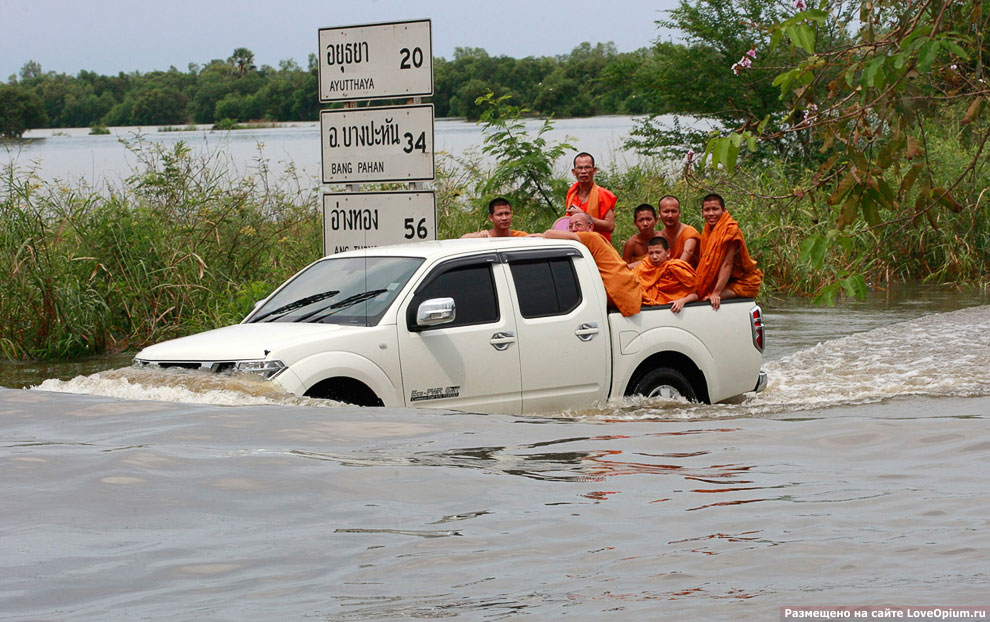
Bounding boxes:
[322,191,436,255]
[318,19,433,102]
[320,104,434,184]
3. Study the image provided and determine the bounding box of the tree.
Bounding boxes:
[475,92,574,214]
[131,87,188,125]
[697,0,989,299]
[0,85,47,138]
[625,0,854,157]
[228,48,257,76]
[19,60,42,82]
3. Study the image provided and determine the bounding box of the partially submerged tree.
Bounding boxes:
[0,85,47,138]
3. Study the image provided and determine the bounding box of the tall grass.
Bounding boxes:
[1,137,322,359]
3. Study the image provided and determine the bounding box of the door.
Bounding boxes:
[504,250,611,413]
[397,255,522,414]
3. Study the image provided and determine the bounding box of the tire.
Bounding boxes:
[631,367,697,402]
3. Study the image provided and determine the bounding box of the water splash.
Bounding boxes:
[573,305,990,420]
[30,306,990,417]
[32,366,338,408]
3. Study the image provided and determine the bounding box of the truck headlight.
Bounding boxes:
[234,360,287,379]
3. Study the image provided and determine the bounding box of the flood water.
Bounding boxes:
[3,115,669,185]
[2,285,989,620]
[3,118,989,620]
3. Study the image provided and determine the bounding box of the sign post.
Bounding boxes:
[320,104,434,184]
[318,19,436,254]
[318,19,433,103]
[322,192,436,255]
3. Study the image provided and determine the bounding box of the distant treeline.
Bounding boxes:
[0,42,673,135]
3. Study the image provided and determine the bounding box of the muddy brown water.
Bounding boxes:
[2,286,989,620]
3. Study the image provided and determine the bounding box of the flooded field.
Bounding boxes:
[2,289,989,620]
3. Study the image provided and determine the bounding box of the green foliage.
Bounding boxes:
[0,136,321,359]
[0,85,47,138]
[675,0,990,299]
[475,92,574,214]
[8,39,697,131]
[9,50,320,129]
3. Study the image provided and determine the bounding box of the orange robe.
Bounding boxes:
[634,258,697,306]
[565,183,617,242]
[575,231,642,316]
[668,224,701,267]
[696,211,762,299]
[505,230,529,237]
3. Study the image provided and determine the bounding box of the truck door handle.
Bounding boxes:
[575,322,600,342]
[489,331,516,351]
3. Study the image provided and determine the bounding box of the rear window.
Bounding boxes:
[508,257,582,318]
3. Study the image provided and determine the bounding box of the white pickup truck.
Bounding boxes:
[135,238,766,414]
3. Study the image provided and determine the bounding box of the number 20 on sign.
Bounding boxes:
[318,19,433,102]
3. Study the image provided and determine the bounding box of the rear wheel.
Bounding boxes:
[631,367,697,402]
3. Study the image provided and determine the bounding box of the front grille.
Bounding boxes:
[136,360,237,373]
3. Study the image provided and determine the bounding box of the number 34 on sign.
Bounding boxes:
[322,191,436,255]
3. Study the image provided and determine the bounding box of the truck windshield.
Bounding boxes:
[246,256,424,326]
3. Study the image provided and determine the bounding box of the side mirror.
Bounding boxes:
[416,297,456,327]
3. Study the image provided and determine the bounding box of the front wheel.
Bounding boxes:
[631,367,697,402]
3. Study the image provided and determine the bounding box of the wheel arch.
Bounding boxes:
[624,350,711,404]
[286,351,401,407]
[305,376,384,407]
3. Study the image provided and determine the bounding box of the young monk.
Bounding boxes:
[542,212,641,316]
[658,195,701,267]
[460,197,530,238]
[695,193,763,310]
[633,236,699,313]
[621,204,659,263]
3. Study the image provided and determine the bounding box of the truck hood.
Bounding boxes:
[135,322,372,362]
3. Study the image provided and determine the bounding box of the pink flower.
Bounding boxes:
[685,148,695,163]
[792,0,807,9]
[732,63,742,75]
[740,57,753,69]
[747,48,757,59]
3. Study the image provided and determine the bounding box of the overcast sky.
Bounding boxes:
[1,0,681,80]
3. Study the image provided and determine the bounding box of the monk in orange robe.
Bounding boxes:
[658,195,701,267]
[543,212,641,316]
[564,152,617,242]
[621,203,659,263]
[695,193,762,310]
[633,236,699,312]
[460,197,531,238]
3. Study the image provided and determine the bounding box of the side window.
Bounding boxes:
[509,257,582,318]
[408,263,499,329]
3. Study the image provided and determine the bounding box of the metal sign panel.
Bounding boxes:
[318,19,433,102]
[320,104,435,184]
[322,191,436,255]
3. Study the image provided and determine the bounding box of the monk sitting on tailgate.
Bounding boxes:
[542,212,641,317]
[695,193,763,310]
[633,236,699,313]
[460,197,529,238]
[621,203,660,263]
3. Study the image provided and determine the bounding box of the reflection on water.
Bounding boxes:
[2,387,987,619]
